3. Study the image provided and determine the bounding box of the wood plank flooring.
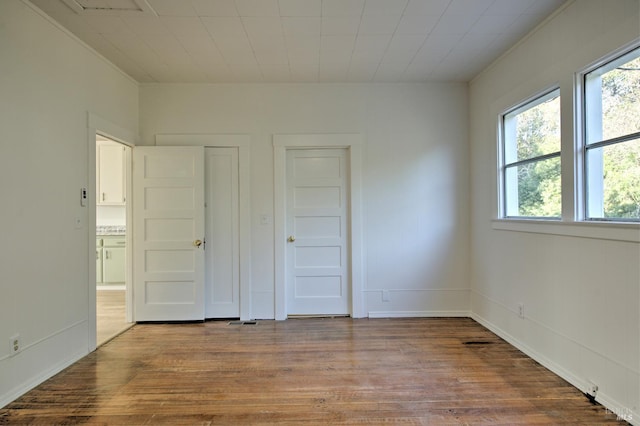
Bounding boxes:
[0,318,626,425]
[96,289,132,346]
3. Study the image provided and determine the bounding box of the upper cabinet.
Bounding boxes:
[97,141,125,205]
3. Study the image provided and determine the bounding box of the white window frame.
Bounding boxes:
[579,43,640,223]
[493,41,640,243]
[498,88,562,220]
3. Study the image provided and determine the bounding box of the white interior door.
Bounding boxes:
[286,149,350,316]
[133,146,205,321]
[205,147,240,318]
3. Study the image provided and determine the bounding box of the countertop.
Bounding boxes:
[97,226,126,236]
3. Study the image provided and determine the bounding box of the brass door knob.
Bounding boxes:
[194,239,202,247]
[287,236,295,243]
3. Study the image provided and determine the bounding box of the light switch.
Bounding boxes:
[260,214,271,225]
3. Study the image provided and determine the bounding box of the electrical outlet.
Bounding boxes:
[517,303,525,319]
[9,334,20,356]
[382,290,390,302]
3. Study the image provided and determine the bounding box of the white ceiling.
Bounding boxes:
[30,0,566,83]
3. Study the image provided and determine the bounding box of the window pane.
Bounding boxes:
[507,94,561,163]
[587,138,640,220]
[586,48,640,143]
[505,156,561,217]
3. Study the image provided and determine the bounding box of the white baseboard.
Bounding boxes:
[368,310,471,318]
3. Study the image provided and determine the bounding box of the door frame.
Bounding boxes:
[274,134,364,320]
[156,134,252,321]
[87,113,135,352]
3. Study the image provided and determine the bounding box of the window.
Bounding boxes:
[583,46,640,221]
[500,89,561,219]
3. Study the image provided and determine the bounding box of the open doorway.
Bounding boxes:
[96,135,132,345]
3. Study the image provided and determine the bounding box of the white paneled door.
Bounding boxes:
[286,149,350,316]
[133,147,205,321]
[205,147,240,318]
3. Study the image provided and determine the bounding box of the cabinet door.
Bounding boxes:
[103,247,125,283]
[96,248,103,284]
[97,142,125,205]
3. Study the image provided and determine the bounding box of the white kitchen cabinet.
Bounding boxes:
[96,141,125,205]
[101,236,126,284]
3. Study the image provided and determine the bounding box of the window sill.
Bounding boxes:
[492,219,640,243]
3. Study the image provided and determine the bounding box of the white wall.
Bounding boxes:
[97,206,126,226]
[139,83,469,319]
[0,0,138,406]
[469,0,640,422]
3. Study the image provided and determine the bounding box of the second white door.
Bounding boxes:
[286,149,350,316]
[205,147,240,318]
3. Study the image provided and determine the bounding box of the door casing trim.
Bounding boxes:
[88,112,136,352]
[274,134,364,320]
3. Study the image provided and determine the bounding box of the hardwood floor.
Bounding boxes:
[0,318,626,425]
[96,289,133,346]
